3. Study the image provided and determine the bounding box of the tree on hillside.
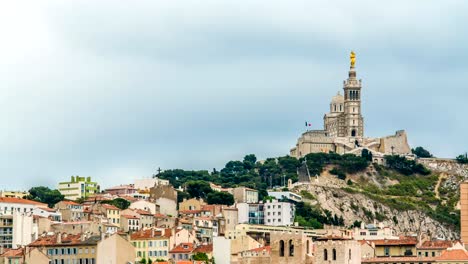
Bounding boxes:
[186,180,213,199]
[193,252,210,262]
[206,191,234,205]
[26,186,64,208]
[243,154,257,170]
[101,198,131,210]
[412,147,433,158]
[361,149,373,161]
[456,153,468,164]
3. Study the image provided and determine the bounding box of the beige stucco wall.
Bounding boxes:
[97,234,136,264]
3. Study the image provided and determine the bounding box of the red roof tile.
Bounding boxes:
[121,214,139,219]
[130,228,171,240]
[436,249,468,261]
[0,248,24,257]
[362,256,435,263]
[170,243,195,253]
[0,197,47,207]
[246,246,271,253]
[193,244,213,253]
[372,236,417,246]
[418,240,454,249]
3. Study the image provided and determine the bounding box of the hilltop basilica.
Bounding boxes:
[290,52,411,161]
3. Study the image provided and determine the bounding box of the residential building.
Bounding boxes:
[264,199,295,226]
[134,178,169,191]
[28,233,100,264]
[232,187,258,204]
[0,191,28,199]
[155,214,176,229]
[417,241,462,258]
[32,207,62,222]
[57,176,100,200]
[0,197,48,216]
[129,200,158,214]
[169,243,195,262]
[373,236,417,257]
[104,184,137,196]
[1,211,36,249]
[315,238,361,264]
[236,203,264,225]
[55,201,84,222]
[121,214,140,232]
[149,185,178,216]
[100,204,121,227]
[130,228,171,263]
[222,208,238,235]
[0,247,50,264]
[179,198,206,211]
[461,182,468,248]
[170,228,199,249]
[353,222,398,240]
[267,191,302,203]
[96,234,136,264]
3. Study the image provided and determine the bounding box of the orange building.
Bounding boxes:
[460,182,468,247]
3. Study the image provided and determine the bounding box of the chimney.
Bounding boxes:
[57,233,62,244]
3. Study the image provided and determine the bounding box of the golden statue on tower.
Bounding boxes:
[350,51,356,67]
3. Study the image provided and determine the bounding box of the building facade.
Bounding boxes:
[264,200,295,226]
[58,176,100,200]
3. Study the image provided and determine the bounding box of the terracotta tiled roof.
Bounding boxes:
[169,243,195,253]
[29,233,100,247]
[0,197,47,207]
[121,214,139,219]
[193,244,213,253]
[130,228,171,240]
[0,248,24,257]
[362,256,435,263]
[372,236,417,246]
[101,204,120,210]
[135,209,153,216]
[175,261,192,264]
[436,249,468,261]
[418,240,453,249]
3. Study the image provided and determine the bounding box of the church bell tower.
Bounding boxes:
[343,51,364,137]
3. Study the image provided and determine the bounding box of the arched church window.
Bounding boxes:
[333,248,337,260]
[334,104,337,112]
[324,249,328,261]
[306,240,310,254]
[340,104,342,111]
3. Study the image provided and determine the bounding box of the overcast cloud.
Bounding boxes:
[1,1,467,190]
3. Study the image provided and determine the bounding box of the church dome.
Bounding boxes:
[331,92,344,103]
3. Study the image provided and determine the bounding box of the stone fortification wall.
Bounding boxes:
[378,130,411,154]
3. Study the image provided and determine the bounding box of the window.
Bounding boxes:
[289,240,294,256]
[279,240,285,257]
[384,246,390,256]
[332,248,336,260]
[324,249,328,261]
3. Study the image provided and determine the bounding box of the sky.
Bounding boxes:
[1,1,467,190]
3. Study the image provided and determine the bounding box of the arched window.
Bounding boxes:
[334,104,337,112]
[306,240,310,254]
[340,104,342,111]
[349,249,352,260]
[279,240,285,257]
[333,248,337,260]
[324,249,328,261]
[289,239,294,256]
[351,129,356,137]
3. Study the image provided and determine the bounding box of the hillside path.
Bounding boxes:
[434,172,448,199]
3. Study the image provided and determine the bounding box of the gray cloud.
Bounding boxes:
[0,1,467,190]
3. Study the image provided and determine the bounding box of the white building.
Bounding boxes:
[57,176,100,200]
[264,199,295,226]
[134,178,169,191]
[0,211,36,249]
[129,200,158,214]
[0,197,48,216]
[236,203,264,225]
[352,222,398,240]
[267,191,302,203]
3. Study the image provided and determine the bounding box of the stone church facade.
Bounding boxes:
[290,52,411,158]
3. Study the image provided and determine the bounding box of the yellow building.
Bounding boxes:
[100,204,121,227]
[0,191,29,199]
[28,233,100,264]
[130,228,171,263]
[179,198,206,211]
[373,237,417,257]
